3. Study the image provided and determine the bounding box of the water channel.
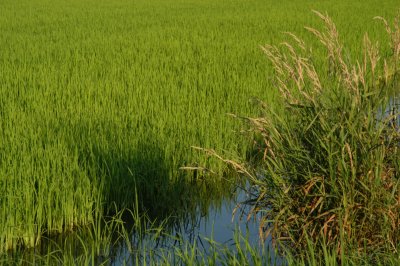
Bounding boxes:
[8,179,279,265]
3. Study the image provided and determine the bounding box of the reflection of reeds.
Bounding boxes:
[206,11,400,261]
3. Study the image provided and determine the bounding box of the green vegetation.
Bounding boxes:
[0,0,399,264]
[0,208,278,265]
[212,10,400,264]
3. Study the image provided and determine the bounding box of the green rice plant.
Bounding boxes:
[1,0,400,256]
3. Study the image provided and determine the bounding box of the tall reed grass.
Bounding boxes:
[203,10,400,262]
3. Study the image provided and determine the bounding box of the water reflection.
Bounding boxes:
[109,183,264,265]
[377,94,400,130]
[386,96,400,128]
[7,179,270,265]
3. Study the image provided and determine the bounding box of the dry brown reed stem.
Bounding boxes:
[375,14,400,82]
[375,14,400,59]
[189,146,256,180]
[305,11,357,94]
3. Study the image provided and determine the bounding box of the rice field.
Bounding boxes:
[0,0,399,263]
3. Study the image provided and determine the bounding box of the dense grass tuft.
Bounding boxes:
[207,11,400,261]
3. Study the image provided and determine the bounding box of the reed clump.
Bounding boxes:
[215,11,400,259]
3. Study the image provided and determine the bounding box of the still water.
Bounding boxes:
[110,184,266,265]
[12,182,276,265]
